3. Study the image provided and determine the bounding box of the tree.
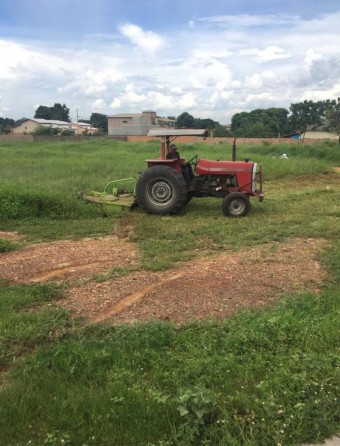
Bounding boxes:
[34,106,52,120]
[213,124,229,137]
[265,108,291,135]
[176,112,195,128]
[288,100,326,133]
[230,112,251,136]
[0,117,15,134]
[325,97,340,142]
[193,118,218,129]
[34,103,70,122]
[0,124,11,134]
[90,113,108,133]
[231,108,290,137]
[0,117,15,126]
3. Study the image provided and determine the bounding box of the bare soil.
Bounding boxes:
[0,231,328,325]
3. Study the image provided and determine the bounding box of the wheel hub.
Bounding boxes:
[230,199,245,215]
[150,181,172,203]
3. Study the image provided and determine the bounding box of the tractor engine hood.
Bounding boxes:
[195,159,254,175]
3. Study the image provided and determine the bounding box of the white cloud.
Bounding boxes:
[110,98,121,109]
[119,23,165,54]
[57,67,125,97]
[146,92,174,109]
[304,49,324,67]
[241,46,291,62]
[245,71,278,89]
[124,83,146,103]
[178,92,197,109]
[301,82,340,102]
[92,99,107,109]
[0,39,68,81]
[188,75,206,90]
[244,92,278,110]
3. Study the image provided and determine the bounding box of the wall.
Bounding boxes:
[12,120,39,134]
[108,111,173,136]
[108,116,137,134]
[127,136,333,145]
[0,134,335,145]
[30,135,128,142]
[109,116,134,129]
[304,130,338,140]
[141,111,156,125]
[0,134,34,142]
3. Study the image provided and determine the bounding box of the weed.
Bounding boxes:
[0,238,19,252]
[174,389,217,445]
[92,265,141,282]
[43,430,71,445]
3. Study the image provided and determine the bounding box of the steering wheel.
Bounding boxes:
[186,154,198,166]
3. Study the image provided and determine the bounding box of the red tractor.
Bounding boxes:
[136,129,264,217]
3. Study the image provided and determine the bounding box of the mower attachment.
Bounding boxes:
[82,178,137,214]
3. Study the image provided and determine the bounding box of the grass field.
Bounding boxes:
[0,138,339,445]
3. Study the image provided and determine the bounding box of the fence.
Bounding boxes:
[0,134,335,145]
[126,135,329,145]
[0,134,33,142]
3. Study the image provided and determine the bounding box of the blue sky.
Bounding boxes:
[0,0,339,123]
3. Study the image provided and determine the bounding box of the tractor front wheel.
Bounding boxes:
[222,192,250,217]
[136,166,188,215]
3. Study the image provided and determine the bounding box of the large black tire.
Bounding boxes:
[222,192,250,217]
[136,166,188,215]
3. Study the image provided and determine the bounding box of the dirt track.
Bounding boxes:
[0,232,327,325]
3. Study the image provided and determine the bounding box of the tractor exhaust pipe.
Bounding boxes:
[232,138,237,161]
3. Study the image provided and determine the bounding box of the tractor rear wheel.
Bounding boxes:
[136,166,188,215]
[222,192,250,217]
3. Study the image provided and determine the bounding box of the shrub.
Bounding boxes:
[31,126,61,136]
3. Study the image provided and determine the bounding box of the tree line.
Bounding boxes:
[1,98,339,137]
[176,98,340,138]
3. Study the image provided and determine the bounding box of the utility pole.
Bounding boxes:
[76,107,80,135]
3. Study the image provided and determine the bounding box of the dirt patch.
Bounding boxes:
[65,238,327,325]
[0,231,24,241]
[0,234,327,325]
[0,236,138,283]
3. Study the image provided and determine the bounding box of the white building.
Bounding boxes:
[107,111,176,136]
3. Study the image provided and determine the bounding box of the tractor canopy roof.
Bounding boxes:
[147,129,208,138]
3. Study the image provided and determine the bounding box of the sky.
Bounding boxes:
[0,0,339,124]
